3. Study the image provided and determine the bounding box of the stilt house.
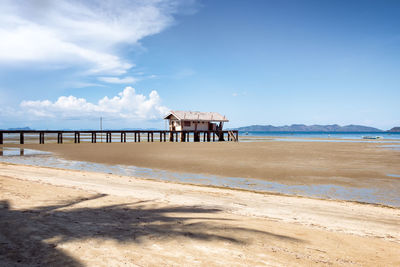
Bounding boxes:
[164,111,228,131]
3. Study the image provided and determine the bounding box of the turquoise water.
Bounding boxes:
[1,147,400,207]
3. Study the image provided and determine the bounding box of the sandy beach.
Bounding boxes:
[1,140,400,266]
[1,162,400,266]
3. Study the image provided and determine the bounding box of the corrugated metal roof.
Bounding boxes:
[164,110,228,122]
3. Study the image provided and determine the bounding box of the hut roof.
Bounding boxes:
[164,110,229,122]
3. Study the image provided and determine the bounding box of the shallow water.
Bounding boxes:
[240,138,400,143]
[380,145,400,151]
[240,131,400,139]
[1,147,400,207]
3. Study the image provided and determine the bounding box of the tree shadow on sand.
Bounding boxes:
[0,195,302,266]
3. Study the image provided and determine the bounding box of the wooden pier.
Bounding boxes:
[0,130,239,144]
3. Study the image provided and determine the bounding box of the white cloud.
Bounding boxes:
[232,91,247,97]
[20,87,169,120]
[98,76,138,84]
[0,0,192,75]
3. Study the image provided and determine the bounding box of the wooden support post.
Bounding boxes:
[236,131,239,142]
[138,132,141,142]
[39,132,45,144]
[0,132,3,144]
[74,132,80,144]
[147,132,150,142]
[175,132,178,142]
[213,132,215,142]
[151,132,154,142]
[186,132,190,142]
[57,132,63,144]
[207,132,211,142]
[203,132,206,142]
[169,132,173,142]
[91,132,96,143]
[194,132,200,142]
[218,131,224,142]
[180,132,185,142]
[164,132,166,142]
[20,149,24,156]
[20,133,24,144]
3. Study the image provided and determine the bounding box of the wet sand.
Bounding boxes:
[15,141,400,188]
[1,163,400,266]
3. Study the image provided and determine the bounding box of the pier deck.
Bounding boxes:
[0,130,239,144]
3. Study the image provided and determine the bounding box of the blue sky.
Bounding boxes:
[0,0,399,130]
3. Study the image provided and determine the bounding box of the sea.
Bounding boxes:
[238,131,400,139]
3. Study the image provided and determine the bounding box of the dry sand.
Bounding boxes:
[1,163,400,266]
[18,141,400,188]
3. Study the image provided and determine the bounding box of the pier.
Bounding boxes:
[0,130,239,144]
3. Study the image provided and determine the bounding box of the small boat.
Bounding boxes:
[244,132,249,135]
[362,136,383,140]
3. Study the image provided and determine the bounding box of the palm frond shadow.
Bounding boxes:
[0,194,302,266]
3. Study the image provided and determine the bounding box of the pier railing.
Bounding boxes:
[0,130,239,144]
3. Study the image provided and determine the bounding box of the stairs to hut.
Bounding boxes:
[228,131,237,142]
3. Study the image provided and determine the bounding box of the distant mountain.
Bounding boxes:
[388,127,400,132]
[6,127,33,130]
[235,124,383,132]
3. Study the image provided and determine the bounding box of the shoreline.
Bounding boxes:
[1,140,400,207]
[8,141,400,186]
[1,162,400,265]
[1,160,400,209]
[1,162,399,242]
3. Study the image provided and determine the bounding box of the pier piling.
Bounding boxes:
[57,132,63,144]
[20,133,24,144]
[91,132,96,143]
[74,132,80,143]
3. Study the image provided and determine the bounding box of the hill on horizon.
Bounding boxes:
[235,124,384,132]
